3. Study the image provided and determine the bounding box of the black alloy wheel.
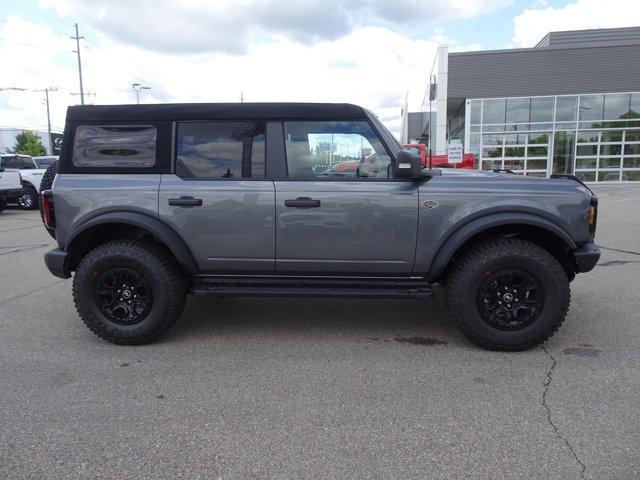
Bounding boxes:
[93,267,152,325]
[477,269,544,331]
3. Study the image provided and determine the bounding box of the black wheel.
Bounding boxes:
[0,198,6,213]
[16,186,38,210]
[445,238,570,351]
[39,161,58,238]
[72,239,187,345]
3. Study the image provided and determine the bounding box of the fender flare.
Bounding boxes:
[66,211,199,274]
[427,212,577,280]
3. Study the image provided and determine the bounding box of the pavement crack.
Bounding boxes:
[541,345,588,480]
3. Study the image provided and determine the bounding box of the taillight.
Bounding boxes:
[588,197,598,236]
[41,190,55,229]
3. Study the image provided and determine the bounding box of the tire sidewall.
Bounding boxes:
[75,251,175,341]
[458,252,565,347]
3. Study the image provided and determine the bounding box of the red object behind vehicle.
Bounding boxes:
[402,144,475,169]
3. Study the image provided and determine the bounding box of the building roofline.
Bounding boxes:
[449,39,640,57]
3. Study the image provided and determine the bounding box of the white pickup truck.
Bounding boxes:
[0,165,23,213]
[0,154,56,209]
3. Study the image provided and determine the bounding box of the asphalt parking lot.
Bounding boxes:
[1,184,639,480]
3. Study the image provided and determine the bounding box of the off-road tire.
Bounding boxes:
[72,239,187,345]
[445,238,570,351]
[17,186,38,210]
[39,161,58,238]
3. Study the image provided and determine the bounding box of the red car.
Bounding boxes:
[403,143,475,169]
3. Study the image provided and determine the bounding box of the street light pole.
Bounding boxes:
[132,83,151,104]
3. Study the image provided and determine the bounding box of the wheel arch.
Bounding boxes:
[65,212,199,275]
[427,212,577,282]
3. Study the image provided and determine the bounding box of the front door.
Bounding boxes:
[159,120,275,274]
[275,120,419,276]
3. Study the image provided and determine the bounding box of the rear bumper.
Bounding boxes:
[44,248,71,279]
[573,242,600,273]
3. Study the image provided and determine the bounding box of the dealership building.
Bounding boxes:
[401,26,640,182]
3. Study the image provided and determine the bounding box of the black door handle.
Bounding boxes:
[285,197,321,208]
[168,196,203,207]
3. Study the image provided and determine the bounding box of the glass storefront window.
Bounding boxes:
[506,98,530,124]
[530,97,554,123]
[576,171,596,182]
[504,159,524,170]
[527,146,548,157]
[469,133,480,155]
[604,93,631,121]
[599,158,621,169]
[623,157,640,168]
[469,100,481,125]
[576,145,598,156]
[528,133,548,144]
[575,157,597,169]
[504,134,527,145]
[483,99,506,124]
[483,147,503,158]
[555,96,577,122]
[629,94,640,119]
[600,144,622,156]
[623,171,640,181]
[553,131,575,175]
[504,146,525,157]
[598,171,621,181]
[483,134,504,145]
[625,144,640,155]
[579,94,604,121]
[626,130,640,142]
[601,131,623,142]
[526,159,547,169]
[577,131,600,143]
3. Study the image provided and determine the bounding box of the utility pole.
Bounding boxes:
[240,91,244,103]
[0,87,58,154]
[132,83,151,104]
[71,23,85,105]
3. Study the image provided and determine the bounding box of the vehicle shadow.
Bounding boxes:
[166,292,460,344]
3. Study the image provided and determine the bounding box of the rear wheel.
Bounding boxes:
[72,239,187,345]
[445,238,570,351]
[17,186,38,210]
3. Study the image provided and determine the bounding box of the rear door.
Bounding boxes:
[274,120,419,276]
[158,121,275,274]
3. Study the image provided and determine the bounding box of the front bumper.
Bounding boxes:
[0,187,25,199]
[573,242,600,273]
[44,248,71,279]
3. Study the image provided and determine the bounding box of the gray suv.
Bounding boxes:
[41,103,600,350]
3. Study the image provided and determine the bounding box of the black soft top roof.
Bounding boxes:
[66,102,369,122]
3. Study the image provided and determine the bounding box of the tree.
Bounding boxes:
[11,131,47,156]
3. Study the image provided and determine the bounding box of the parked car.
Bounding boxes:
[403,143,475,169]
[0,154,51,209]
[32,155,59,169]
[0,165,24,213]
[41,103,599,350]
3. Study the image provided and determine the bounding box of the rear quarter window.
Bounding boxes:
[72,125,157,168]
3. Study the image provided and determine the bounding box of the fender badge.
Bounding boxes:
[422,199,439,209]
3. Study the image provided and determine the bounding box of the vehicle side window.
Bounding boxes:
[283,121,392,180]
[73,125,157,168]
[175,121,265,179]
[21,158,37,169]
[1,156,22,169]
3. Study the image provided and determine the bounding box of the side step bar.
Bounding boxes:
[191,277,436,300]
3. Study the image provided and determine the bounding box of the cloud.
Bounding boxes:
[0,13,437,137]
[40,0,511,54]
[512,0,640,47]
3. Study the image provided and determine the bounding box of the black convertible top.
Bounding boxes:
[66,102,369,122]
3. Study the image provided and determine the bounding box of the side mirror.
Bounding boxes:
[394,150,426,179]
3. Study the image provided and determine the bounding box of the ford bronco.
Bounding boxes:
[40,103,600,350]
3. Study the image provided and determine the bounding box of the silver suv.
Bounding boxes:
[41,103,600,350]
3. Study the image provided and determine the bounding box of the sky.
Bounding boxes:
[0,0,639,138]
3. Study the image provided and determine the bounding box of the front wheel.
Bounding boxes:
[17,186,38,210]
[72,239,187,345]
[445,238,570,351]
